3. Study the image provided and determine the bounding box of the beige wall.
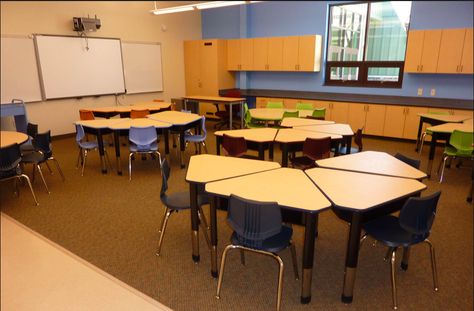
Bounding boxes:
[1,1,202,135]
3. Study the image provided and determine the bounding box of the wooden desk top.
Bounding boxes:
[418,113,471,123]
[427,122,474,133]
[205,168,331,212]
[214,128,278,142]
[280,117,335,127]
[147,111,201,125]
[305,168,426,211]
[107,118,172,130]
[186,154,280,184]
[250,108,313,121]
[183,96,246,103]
[0,131,28,148]
[316,151,427,180]
[89,102,171,113]
[75,118,126,129]
[298,123,354,136]
[275,128,342,143]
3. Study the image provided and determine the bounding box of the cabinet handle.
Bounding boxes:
[460,65,463,72]
[406,107,409,114]
[420,65,423,71]
[366,105,369,112]
[417,65,419,71]
[456,65,460,72]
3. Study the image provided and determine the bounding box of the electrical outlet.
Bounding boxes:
[417,88,423,96]
[431,88,436,96]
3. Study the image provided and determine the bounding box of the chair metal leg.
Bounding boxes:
[390,248,398,310]
[424,239,439,292]
[197,208,211,250]
[274,254,284,311]
[50,157,65,181]
[45,161,53,174]
[360,233,369,249]
[76,148,83,168]
[36,164,50,194]
[384,247,395,262]
[81,150,88,176]
[438,155,449,183]
[128,152,133,181]
[418,132,427,154]
[156,208,172,256]
[216,244,235,299]
[401,247,410,270]
[20,174,39,206]
[202,142,208,154]
[289,240,299,280]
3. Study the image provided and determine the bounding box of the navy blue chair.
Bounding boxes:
[394,153,421,169]
[156,158,210,256]
[184,115,208,154]
[1,143,38,205]
[128,126,162,181]
[216,194,299,311]
[20,122,38,153]
[360,191,441,310]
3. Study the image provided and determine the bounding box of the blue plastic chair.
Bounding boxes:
[128,126,162,181]
[216,194,299,311]
[75,124,111,176]
[184,115,208,154]
[156,158,210,256]
[360,191,441,310]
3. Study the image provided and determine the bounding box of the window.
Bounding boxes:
[325,1,412,88]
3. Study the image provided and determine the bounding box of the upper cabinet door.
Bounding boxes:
[253,38,268,71]
[282,36,299,71]
[404,30,424,73]
[227,39,241,71]
[460,28,473,74]
[267,37,283,71]
[298,35,320,72]
[419,29,442,73]
[240,38,254,71]
[437,28,466,73]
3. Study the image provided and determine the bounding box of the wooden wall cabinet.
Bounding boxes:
[348,103,386,135]
[252,37,284,71]
[282,35,322,72]
[404,29,442,73]
[383,105,429,139]
[227,38,253,71]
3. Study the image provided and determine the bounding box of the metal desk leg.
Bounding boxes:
[189,183,200,262]
[241,101,244,129]
[113,131,122,175]
[164,129,170,155]
[269,143,274,161]
[210,196,218,278]
[426,132,438,178]
[179,130,186,169]
[184,99,188,111]
[97,129,107,174]
[301,213,318,304]
[258,143,265,160]
[216,136,222,155]
[415,117,424,152]
[281,143,289,167]
[341,212,362,303]
[345,136,352,155]
[229,103,233,130]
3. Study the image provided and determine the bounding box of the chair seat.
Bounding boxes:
[231,224,293,253]
[184,134,206,143]
[78,141,99,149]
[21,151,47,164]
[444,146,473,157]
[363,215,428,248]
[130,142,158,152]
[290,156,316,169]
[160,192,209,211]
[0,167,21,179]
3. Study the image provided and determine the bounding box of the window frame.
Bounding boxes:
[324,1,409,88]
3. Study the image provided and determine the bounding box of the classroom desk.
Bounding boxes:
[415,113,471,152]
[274,128,342,167]
[425,122,474,178]
[316,151,427,180]
[147,111,202,168]
[183,96,246,129]
[0,131,28,148]
[107,118,172,175]
[305,168,426,304]
[280,117,335,127]
[214,128,278,160]
[75,119,127,174]
[185,155,280,264]
[88,102,171,119]
[249,108,314,125]
[205,168,331,304]
[297,123,355,155]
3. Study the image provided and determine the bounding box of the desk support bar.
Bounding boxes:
[210,196,219,278]
[189,183,200,262]
[301,213,318,304]
[341,212,362,303]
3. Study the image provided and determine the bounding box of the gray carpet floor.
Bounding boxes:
[1,124,472,311]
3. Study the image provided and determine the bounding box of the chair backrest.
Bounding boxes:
[266,101,284,109]
[79,109,95,120]
[311,108,326,119]
[394,153,421,169]
[449,130,474,156]
[243,103,252,127]
[33,131,53,158]
[129,126,157,150]
[222,134,247,158]
[227,194,281,249]
[75,124,86,143]
[296,102,313,110]
[282,110,299,119]
[399,191,441,235]
[354,127,364,151]
[27,122,38,138]
[200,115,207,137]
[160,158,171,197]
[303,137,331,160]
[130,109,150,119]
[0,143,22,174]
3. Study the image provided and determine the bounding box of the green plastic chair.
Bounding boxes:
[418,111,451,154]
[296,102,313,110]
[244,103,265,129]
[266,101,284,109]
[282,111,299,119]
[437,130,474,183]
[311,108,326,119]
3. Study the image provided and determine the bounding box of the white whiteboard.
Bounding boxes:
[34,35,126,99]
[122,42,163,94]
[1,36,42,103]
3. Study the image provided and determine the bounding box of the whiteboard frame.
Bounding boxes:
[121,40,164,94]
[33,34,127,100]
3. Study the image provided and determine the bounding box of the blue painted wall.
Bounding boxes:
[202,1,474,101]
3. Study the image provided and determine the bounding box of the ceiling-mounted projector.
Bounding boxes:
[73,16,101,32]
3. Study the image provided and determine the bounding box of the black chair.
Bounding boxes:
[216,194,299,311]
[156,158,210,256]
[360,191,441,310]
[338,127,363,154]
[291,137,331,170]
[394,153,421,169]
[1,143,38,205]
[21,130,65,194]
[20,122,38,153]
